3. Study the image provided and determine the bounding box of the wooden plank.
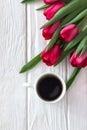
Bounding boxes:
[0,1,26,130]
[27,1,68,130]
[67,58,87,130]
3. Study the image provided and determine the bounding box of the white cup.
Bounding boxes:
[24,73,66,103]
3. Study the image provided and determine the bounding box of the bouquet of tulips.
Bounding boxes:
[20,0,87,90]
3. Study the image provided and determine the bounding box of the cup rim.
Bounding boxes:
[34,72,66,103]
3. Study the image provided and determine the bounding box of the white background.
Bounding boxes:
[0,0,87,130]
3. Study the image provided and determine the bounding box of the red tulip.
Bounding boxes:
[70,51,87,67]
[43,1,65,20]
[44,0,59,4]
[42,21,61,40]
[59,24,79,42]
[40,44,61,66]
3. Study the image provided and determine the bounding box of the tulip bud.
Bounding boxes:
[43,0,59,4]
[70,51,87,67]
[42,21,61,40]
[59,24,79,43]
[40,44,61,66]
[43,1,65,20]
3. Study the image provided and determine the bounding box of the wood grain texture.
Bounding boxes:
[0,0,26,130]
[67,59,87,130]
[0,1,87,130]
[27,1,87,130]
[27,1,67,130]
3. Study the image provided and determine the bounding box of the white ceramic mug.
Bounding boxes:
[23,73,66,103]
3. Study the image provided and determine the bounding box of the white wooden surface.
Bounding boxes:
[0,1,87,130]
[0,0,26,130]
[27,1,87,130]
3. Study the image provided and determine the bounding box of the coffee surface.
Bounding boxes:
[36,74,63,101]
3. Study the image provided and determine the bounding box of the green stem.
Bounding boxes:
[46,27,61,51]
[66,67,81,90]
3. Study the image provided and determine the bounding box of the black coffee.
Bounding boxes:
[36,74,63,101]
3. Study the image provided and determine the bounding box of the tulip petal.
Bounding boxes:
[60,24,79,42]
[43,1,65,20]
[42,21,61,40]
[44,0,59,5]
[70,51,87,68]
[40,44,61,66]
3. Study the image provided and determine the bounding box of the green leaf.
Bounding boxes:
[62,0,72,3]
[77,16,87,31]
[40,0,87,29]
[46,27,61,51]
[76,36,87,55]
[20,53,41,73]
[66,67,81,90]
[76,43,83,56]
[36,4,50,10]
[81,42,87,55]
[21,0,35,3]
[62,7,84,26]
[81,46,87,55]
[64,9,87,26]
